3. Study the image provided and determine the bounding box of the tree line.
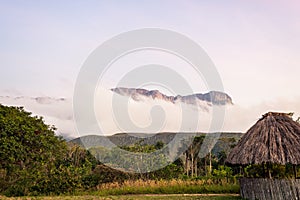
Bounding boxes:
[0,104,237,196]
[2,104,297,197]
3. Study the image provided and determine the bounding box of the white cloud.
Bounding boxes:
[1,93,300,139]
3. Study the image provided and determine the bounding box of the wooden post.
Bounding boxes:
[242,165,245,177]
[263,163,267,178]
[267,162,272,179]
[293,165,297,179]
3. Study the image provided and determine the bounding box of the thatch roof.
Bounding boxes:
[226,112,300,165]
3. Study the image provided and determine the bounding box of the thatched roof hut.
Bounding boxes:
[226,112,300,165]
[226,112,300,200]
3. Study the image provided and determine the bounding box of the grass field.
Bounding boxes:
[0,194,242,200]
[0,179,241,199]
[89,179,239,196]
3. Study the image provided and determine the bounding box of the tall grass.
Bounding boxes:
[92,179,239,196]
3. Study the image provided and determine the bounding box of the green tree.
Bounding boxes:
[0,105,94,196]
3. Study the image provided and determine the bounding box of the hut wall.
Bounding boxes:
[240,178,300,200]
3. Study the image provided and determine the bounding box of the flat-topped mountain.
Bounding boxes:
[111,87,233,106]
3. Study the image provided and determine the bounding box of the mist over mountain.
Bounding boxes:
[111,87,233,106]
[1,88,300,139]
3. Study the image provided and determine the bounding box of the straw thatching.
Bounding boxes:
[226,112,300,165]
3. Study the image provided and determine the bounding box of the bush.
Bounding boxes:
[0,105,94,196]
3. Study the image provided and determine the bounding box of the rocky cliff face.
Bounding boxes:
[111,87,233,106]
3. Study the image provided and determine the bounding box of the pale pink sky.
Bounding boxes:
[0,0,300,135]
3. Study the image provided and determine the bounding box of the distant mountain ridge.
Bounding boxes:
[0,95,67,104]
[111,87,233,106]
[70,132,243,156]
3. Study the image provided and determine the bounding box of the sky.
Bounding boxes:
[1,0,300,137]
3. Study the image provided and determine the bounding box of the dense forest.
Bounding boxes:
[0,104,297,197]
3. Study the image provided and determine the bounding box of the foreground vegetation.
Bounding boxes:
[0,104,245,197]
[0,104,241,197]
[0,105,97,196]
[0,195,242,200]
[2,104,299,198]
[90,179,239,196]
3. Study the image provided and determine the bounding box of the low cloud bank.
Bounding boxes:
[1,90,299,139]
